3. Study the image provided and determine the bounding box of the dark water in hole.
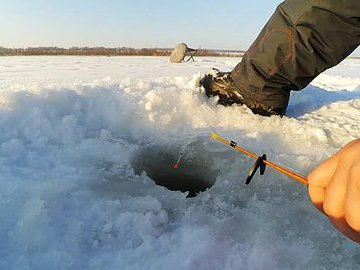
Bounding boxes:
[131,145,218,197]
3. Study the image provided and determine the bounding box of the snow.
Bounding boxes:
[1,56,360,269]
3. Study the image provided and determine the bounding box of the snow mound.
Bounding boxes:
[312,73,360,91]
[1,56,360,269]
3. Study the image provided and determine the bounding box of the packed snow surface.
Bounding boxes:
[1,56,360,269]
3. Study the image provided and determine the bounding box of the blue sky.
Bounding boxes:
[1,0,359,55]
[1,0,280,50]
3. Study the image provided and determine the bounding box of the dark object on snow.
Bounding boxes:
[245,154,267,185]
[202,0,360,115]
[170,43,197,63]
[200,69,282,116]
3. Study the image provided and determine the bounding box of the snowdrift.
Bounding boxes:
[1,56,360,269]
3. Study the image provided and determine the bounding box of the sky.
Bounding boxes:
[1,0,281,50]
[1,0,359,55]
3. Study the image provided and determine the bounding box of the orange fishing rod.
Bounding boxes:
[210,132,308,186]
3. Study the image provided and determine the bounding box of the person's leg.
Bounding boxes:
[203,0,360,116]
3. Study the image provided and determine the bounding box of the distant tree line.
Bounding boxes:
[0,46,245,57]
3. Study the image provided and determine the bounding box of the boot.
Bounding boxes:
[200,69,283,116]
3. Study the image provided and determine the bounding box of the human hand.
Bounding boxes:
[308,139,360,243]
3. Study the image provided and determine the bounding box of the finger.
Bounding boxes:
[323,165,348,219]
[307,156,338,214]
[329,216,360,243]
[307,156,338,188]
[308,185,326,214]
[328,161,360,242]
[345,166,360,232]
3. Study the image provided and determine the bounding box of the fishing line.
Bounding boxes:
[173,131,211,169]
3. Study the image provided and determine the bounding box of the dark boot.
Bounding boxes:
[200,69,245,106]
[200,69,285,116]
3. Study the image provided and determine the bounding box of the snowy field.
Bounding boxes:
[1,56,360,270]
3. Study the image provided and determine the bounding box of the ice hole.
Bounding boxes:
[131,145,217,197]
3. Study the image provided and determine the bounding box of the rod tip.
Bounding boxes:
[210,132,220,140]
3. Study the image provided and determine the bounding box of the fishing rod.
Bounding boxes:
[209,132,308,186]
